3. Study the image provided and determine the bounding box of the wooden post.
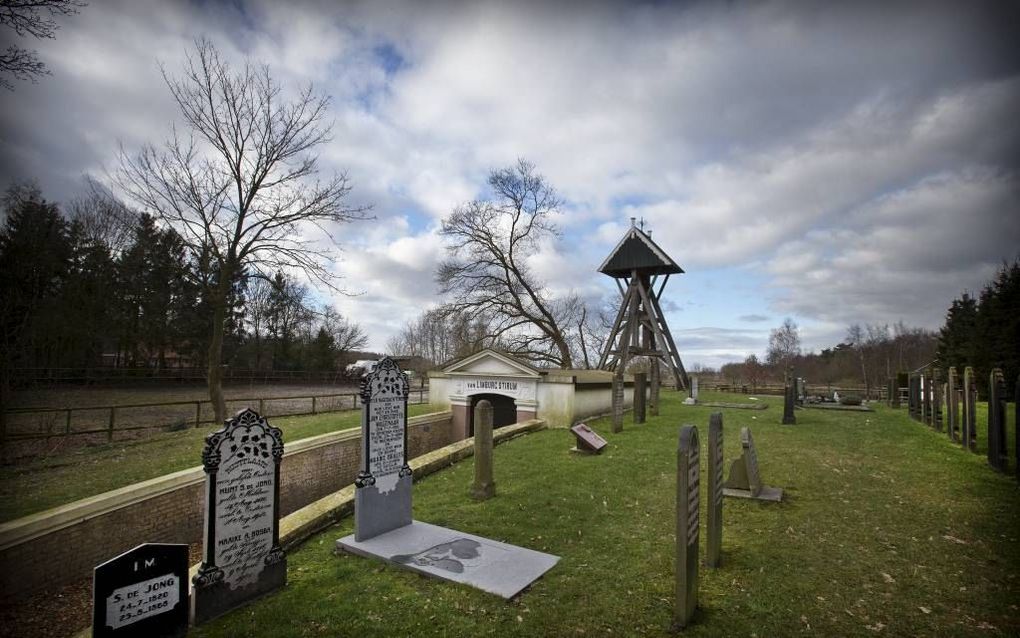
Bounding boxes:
[675,424,700,629]
[312,396,317,414]
[65,409,72,435]
[107,407,116,441]
[195,401,202,428]
[706,413,723,568]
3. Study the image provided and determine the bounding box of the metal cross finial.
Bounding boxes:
[639,217,646,231]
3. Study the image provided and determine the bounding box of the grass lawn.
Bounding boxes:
[0,404,438,522]
[193,390,1019,638]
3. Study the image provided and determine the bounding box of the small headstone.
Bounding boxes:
[471,400,496,501]
[963,366,977,451]
[674,424,700,629]
[706,413,723,568]
[795,377,806,406]
[570,423,608,454]
[192,408,286,625]
[93,543,188,638]
[988,369,1008,472]
[723,427,783,502]
[947,367,960,441]
[690,376,699,402]
[833,390,841,403]
[634,372,647,423]
[782,382,796,425]
[611,372,624,433]
[355,356,412,541]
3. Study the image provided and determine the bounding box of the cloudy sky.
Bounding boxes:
[2,0,1018,368]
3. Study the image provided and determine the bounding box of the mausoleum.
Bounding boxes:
[428,349,640,439]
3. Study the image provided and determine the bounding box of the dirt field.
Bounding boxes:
[2,381,429,461]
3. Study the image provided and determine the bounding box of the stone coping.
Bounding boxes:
[76,418,546,638]
[0,411,453,552]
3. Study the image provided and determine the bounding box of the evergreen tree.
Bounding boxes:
[936,292,979,372]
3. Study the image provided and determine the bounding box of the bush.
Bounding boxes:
[840,395,862,406]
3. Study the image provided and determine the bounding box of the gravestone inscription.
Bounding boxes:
[355,356,412,541]
[192,408,285,625]
[570,423,608,454]
[675,424,700,629]
[471,399,496,501]
[93,543,188,638]
[634,372,647,423]
[723,427,783,502]
[706,413,723,568]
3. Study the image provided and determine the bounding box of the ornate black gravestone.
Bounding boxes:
[192,408,285,625]
[706,413,723,568]
[355,357,412,541]
[674,424,699,629]
[570,423,608,454]
[723,427,783,502]
[93,543,188,638]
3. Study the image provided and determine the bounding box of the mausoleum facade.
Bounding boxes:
[428,349,639,439]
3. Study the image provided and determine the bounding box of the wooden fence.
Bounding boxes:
[701,381,887,400]
[1,387,430,444]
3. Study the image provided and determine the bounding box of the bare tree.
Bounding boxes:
[321,305,368,362]
[0,0,84,89]
[766,317,802,369]
[437,159,577,368]
[117,39,370,422]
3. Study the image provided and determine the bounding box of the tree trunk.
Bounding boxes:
[207,291,227,424]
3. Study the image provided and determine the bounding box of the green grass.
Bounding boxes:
[0,404,438,522]
[193,390,1020,638]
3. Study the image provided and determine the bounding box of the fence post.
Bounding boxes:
[195,402,201,428]
[107,407,116,441]
[353,394,357,410]
[259,398,265,415]
[66,409,72,434]
[312,396,317,414]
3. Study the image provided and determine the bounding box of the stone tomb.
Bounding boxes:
[338,357,559,599]
[192,408,286,625]
[674,424,700,629]
[570,422,608,454]
[723,427,783,502]
[93,543,188,638]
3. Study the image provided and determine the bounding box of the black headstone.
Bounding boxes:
[192,408,286,625]
[988,369,1008,472]
[93,543,189,638]
[634,372,647,424]
[782,383,796,425]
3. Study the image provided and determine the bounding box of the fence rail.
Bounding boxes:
[6,367,374,386]
[1,387,430,444]
[701,381,887,400]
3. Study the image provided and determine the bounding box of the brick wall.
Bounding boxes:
[0,411,452,601]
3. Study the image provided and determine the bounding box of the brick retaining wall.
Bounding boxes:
[0,411,453,600]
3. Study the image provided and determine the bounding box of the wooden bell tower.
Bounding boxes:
[598,219,688,390]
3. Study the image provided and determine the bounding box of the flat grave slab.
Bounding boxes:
[697,402,768,410]
[336,521,559,599]
[722,486,784,502]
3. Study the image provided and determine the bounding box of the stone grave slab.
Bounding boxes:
[93,543,188,638]
[570,423,608,454]
[355,357,413,541]
[723,427,783,502]
[192,408,286,625]
[336,521,559,599]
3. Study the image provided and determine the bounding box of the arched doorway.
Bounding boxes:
[468,393,517,437]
